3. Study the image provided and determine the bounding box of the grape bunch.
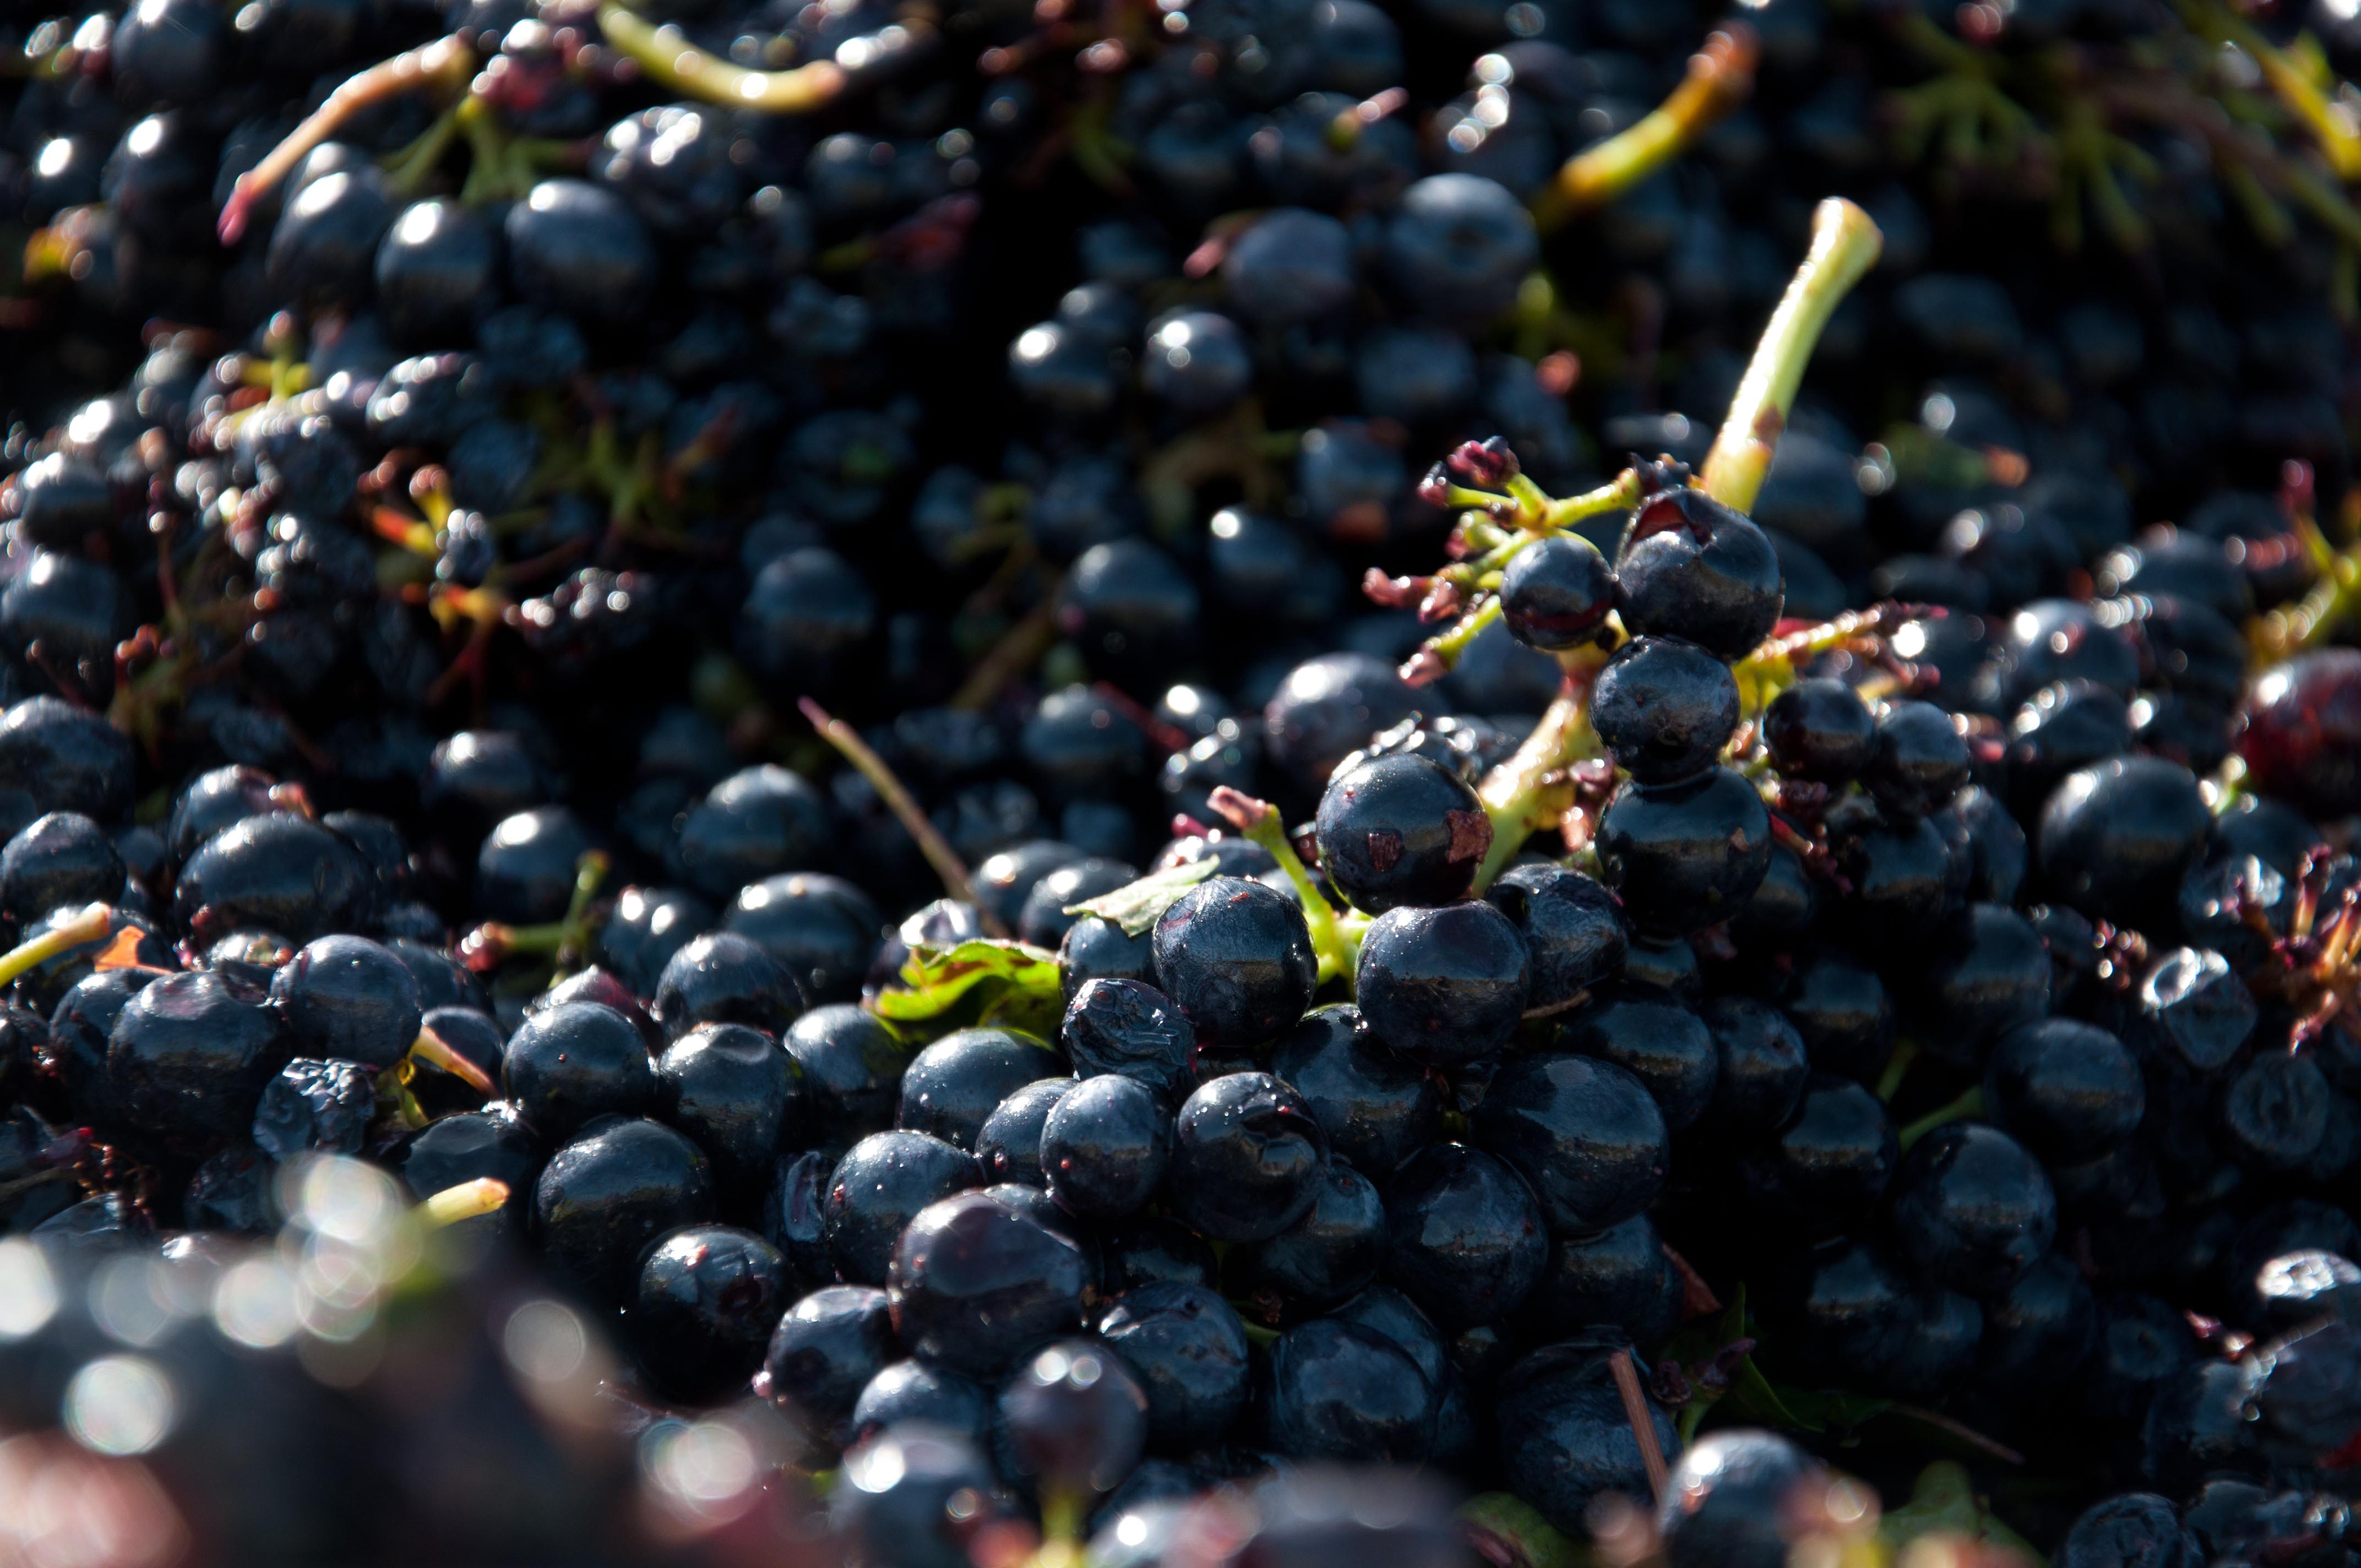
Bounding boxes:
[10,0,2361,1560]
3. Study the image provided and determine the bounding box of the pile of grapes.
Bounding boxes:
[10,0,2361,1561]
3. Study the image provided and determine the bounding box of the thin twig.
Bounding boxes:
[1609,1348,1670,1503]
[798,697,1007,938]
[950,601,1060,712]
[1884,1403,2027,1466]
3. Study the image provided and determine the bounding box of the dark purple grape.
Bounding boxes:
[1355,899,1530,1068]
[631,1223,792,1403]
[887,1190,1089,1379]
[1657,1431,1830,1568]
[762,1283,900,1458]
[1041,1074,1170,1219]
[1864,699,1969,820]
[502,1001,657,1142]
[250,1057,374,1159]
[1557,987,1718,1133]
[1520,1212,1682,1344]
[1314,754,1491,914]
[172,813,374,945]
[1496,1338,1676,1536]
[1592,636,1739,785]
[786,1005,910,1144]
[0,813,123,924]
[1151,878,1316,1054]
[108,967,285,1140]
[1984,1019,2145,1162]
[532,1117,714,1305]
[1062,978,1196,1104]
[824,1130,978,1284]
[1614,488,1784,660]
[975,1079,1071,1188]
[657,1022,805,1193]
[1381,1143,1545,1329]
[1472,1052,1667,1234]
[1261,1317,1436,1462]
[1166,1072,1330,1242]
[998,1340,1150,1495]
[1596,767,1772,937]
[1097,1282,1253,1452]
[268,934,422,1069]
[1700,995,1810,1130]
[898,1027,1062,1151]
[1226,1159,1386,1324]
[1886,1123,2057,1295]
[652,931,807,1040]
[1499,535,1618,652]
[1269,1004,1441,1178]
[1736,1075,1898,1237]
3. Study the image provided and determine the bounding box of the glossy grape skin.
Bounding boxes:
[1903,903,2050,1069]
[1699,995,1811,1131]
[505,179,656,323]
[630,1224,792,1403]
[1059,916,1156,1007]
[1658,1430,1830,1568]
[1482,863,1629,1012]
[1472,1052,1668,1234]
[999,1339,1151,1498]
[822,1130,979,1286]
[2133,949,2256,1076]
[786,1005,910,1146]
[1984,1019,2145,1163]
[1737,1075,1898,1238]
[1887,1123,2057,1295]
[1381,1144,1546,1329]
[1976,1250,2099,1393]
[1381,174,1538,329]
[2036,756,2212,928]
[1151,878,1317,1053]
[1096,1282,1253,1452]
[760,1284,900,1457]
[1596,767,1772,937]
[1041,1074,1170,1219]
[1263,653,1423,798]
[1500,535,1619,652]
[849,1360,993,1448]
[400,1106,542,1230]
[899,1027,1063,1151]
[887,1190,1089,1379]
[651,932,807,1041]
[1557,987,1720,1133]
[1496,1337,1679,1537]
[723,872,882,1006]
[1614,488,1785,660]
[1764,678,1877,783]
[1832,808,1957,946]
[1269,1004,1441,1178]
[1224,1157,1386,1325]
[975,1079,1072,1187]
[2222,1052,2334,1170]
[1314,755,1490,915]
[106,968,285,1141]
[657,1022,806,1194]
[0,812,123,924]
[1061,979,1196,1104]
[1166,1072,1330,1242]
[2239,649,2361,817]
[1519,1212,1683,1344]
[833,1426,1004,1568]
[1355,900,1530,1068]
[172,812,374,945]
[0,700,134,822]
[376,199,497,344]
[532,1117,715,1306]
[268,934,422,1070]
[502,1001,657,1143]
[1591,637,1740,785]
[1260,1318,1436,1462]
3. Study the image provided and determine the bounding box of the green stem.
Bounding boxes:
[1539,470,1644,531]
[1208,787,1365,989]
[1471,651,1608,892]
[1874,1038,1918,1104]
[0,902,110,989]
[1533,25,1758,229]
[1698,198,1884,513]
[1897,1086,1984,1152]
[596,2,847,112]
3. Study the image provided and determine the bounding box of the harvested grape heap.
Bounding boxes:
[9,0,2361,1562]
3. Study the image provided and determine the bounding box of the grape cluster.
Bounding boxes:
[9,0,2361,1560]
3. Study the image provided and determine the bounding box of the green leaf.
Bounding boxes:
[1063,857,1217,936]
[871,939,1063,1041]
[1722,1358,1891,1435]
